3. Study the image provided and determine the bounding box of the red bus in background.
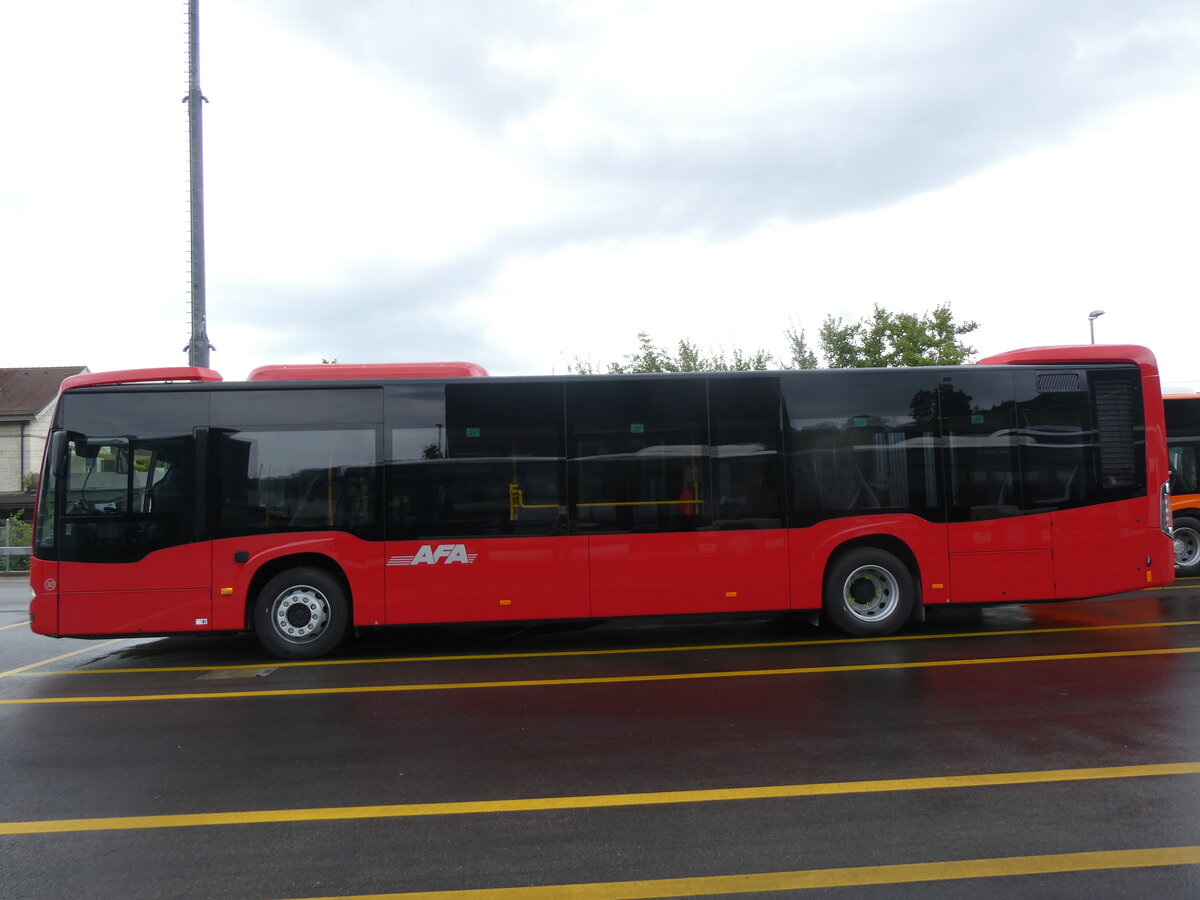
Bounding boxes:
[1165,393,1200,575]
[29,345,1174,658]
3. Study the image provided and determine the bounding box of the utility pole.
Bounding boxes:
[185,0,213,367]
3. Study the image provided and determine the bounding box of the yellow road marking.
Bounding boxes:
[23,618,1200,677]
[2,762,1197,836]
[271,846,1200,898]
[0,621,28,632]
[2,644,1199,705]
[0,640,123,679]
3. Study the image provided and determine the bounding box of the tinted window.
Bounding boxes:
[386,382,566,539]
[212,389,382,539]
[59,389,209,438]
[211,387,381,426]
[214,428,378,537]
[1015,370,1091,511]
[1166,397,1200,495]
[567,378,709,533]
[709,377,783,529]
[783,370,942,525]
[943,371,1020,521]
[48,390,209,562]
[1007,366,1143,512]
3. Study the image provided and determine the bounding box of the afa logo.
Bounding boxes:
[389,544,478,566]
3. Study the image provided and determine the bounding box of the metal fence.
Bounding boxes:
[2,519,31,572]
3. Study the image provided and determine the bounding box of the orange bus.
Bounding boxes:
[1165,394,1200,575]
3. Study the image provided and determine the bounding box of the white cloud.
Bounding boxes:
[2,0,1199,390]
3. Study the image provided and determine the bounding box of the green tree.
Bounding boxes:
[709,347,777,371]
[819,303,978,367]
[784,322,819,369]
[587,333,778,374]
[573,305,977,374]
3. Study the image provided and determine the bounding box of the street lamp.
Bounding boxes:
[1088,309,1105,344]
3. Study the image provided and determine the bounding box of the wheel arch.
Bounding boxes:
[243,552,352,630]
[824,533,923,607]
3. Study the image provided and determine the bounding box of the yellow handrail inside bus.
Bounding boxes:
[509,479,559,520]
[508,477,704,519]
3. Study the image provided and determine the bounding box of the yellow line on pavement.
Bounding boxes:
[22,619,1200,677]
[0,640,123,679]
[3,644,1199,705]
[2,762,1197,836]
[0,621,28,632]
[273,846,1200,898]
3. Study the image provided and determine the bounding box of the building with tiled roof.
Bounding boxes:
[0,367,87,513]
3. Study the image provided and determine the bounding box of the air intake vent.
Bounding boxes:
[1036,373,1081,393]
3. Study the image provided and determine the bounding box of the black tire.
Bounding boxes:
[253,567,349,659]
[1174,515,1200,577]
[823,547,915,637]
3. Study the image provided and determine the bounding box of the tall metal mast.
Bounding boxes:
[185,0,212,367]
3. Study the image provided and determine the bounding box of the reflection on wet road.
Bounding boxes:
[2,579,1199,898]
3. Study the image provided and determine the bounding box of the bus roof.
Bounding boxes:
[59,367,223,393]
[976,344,1159,376]
[246,362,489,381]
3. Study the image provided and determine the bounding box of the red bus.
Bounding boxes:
[1165,393,1200,575]
[29,345,1174,658]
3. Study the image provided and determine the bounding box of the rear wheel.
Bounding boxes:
[823,547,915,637]
[1174,515,1200,577]
[254,567,349,659]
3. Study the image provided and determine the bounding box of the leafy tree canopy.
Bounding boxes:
[818,303,978,368]
[570,304,978,373]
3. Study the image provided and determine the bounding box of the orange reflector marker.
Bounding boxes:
[500,600,512,606]
[725,592,738,599]
[220,588,234,596]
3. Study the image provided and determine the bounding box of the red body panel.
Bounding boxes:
[947,513,1054,603]
[384,536,589,623]
[589,531,789,616]
[1051,499,1172,596]
[29,557,59,635]
[948,550,1055,603]
[54,543,211,635]
[58,588,210,636]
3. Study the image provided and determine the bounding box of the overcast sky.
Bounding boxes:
[3,1,1199,387]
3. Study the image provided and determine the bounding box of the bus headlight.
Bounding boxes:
[1162,481,1173,536]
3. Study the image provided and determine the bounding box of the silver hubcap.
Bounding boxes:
[842,565,900,622]
[1175,527,1200,569]
[272,585,330,643]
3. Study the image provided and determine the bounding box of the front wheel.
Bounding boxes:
[254,567,349,659]
[1174,515,1200,577]
[823,547,915,637]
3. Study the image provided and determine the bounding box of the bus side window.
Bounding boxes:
[784,370,941,525]
[566,378,709,535]
[386,381,566,540]
[709,377,783,530]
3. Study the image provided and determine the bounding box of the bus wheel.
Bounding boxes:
[1174,515,1200,577]
[254,567,349,659]
[823,548,915,637]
